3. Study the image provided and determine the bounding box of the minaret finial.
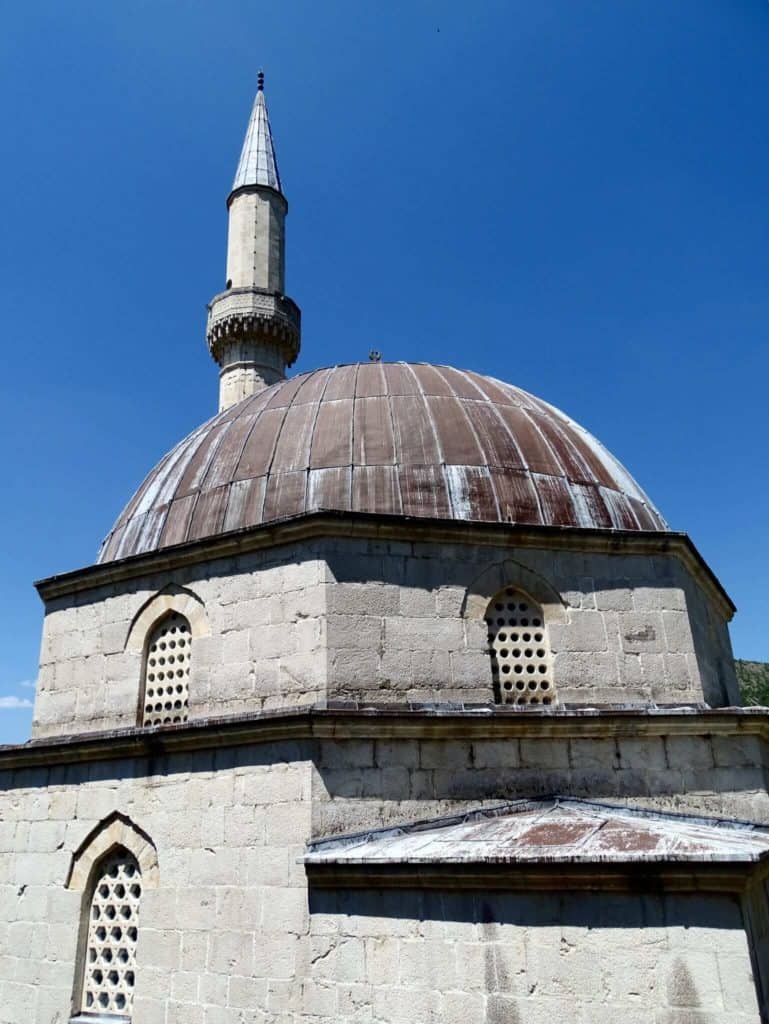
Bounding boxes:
[230,71,281,194]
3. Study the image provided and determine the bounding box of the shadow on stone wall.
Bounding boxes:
[308,887,753,1019]
[309,885,744,931]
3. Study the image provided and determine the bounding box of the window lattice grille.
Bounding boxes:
[142,612,191,726]
[486,588,556,706]
[81,850,141,1016]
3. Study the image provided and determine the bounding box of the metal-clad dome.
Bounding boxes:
[98,363,667,563]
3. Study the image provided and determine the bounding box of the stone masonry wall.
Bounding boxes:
[308,887,760,1024]
[33,550,327,739]
[33,535,737,740]
[312,730,769,839]
[321,537,737,707]
[0,733,765,1023]
[744,874,769,1020]
[0,744,313,1024]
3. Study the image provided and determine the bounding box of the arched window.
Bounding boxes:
[79,848,142,1017]
[141,612,191,726]
[485,587,555,706]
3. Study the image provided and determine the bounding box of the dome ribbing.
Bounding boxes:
[98,362,666,563]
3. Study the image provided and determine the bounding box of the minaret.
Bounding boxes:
[207,72,301,410]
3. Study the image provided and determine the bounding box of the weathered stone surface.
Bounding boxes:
[31,537,739,739]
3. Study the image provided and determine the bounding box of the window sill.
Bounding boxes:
[70,1015,131,1024]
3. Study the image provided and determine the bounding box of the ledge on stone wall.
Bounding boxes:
[1,701,767,770]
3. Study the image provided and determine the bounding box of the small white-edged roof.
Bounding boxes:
[232,72,282,194]
[305,798,769,866]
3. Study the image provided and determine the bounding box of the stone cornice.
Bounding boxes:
[35,510,735,618]
[1,704,766,771]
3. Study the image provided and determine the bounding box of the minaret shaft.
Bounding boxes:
[226,189,286,293]
[207,76,300,411]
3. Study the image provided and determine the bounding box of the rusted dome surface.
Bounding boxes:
[98,362,667,563]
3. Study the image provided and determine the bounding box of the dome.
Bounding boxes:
[98,362,667,563]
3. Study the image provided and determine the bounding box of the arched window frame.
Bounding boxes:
[485,585,556,705]
[75,846,141,1017]
[66,814,158,1022]
[124,586,210,728]
[463,558,567,707]
[138,611,192,726]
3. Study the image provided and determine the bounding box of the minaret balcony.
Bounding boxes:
[206,286,301,365]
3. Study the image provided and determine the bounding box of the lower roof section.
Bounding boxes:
[306,796,769,867]
[305,796,769,892]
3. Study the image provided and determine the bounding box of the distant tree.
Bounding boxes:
[735,660,769,707]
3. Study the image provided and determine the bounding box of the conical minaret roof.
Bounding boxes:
[231,71,282,194]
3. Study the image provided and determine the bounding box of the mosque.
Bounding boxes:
[1,75,768,1024]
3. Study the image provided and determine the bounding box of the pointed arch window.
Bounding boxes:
[141,612,191,726]
[79,848,142,1018]
[485,587,556,706]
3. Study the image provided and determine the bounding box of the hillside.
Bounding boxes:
[736,659,769,707]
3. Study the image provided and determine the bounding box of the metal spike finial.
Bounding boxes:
[231,70,282,192]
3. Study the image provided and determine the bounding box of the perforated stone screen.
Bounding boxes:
[81,850,141,1016]
[486,588,556,705]
[142,613,191,726]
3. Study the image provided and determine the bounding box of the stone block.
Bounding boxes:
[568,738,618,771]
[101,619,130,655]
[398,588,437,617]
[199,971,228,1008]
[555,651,620,693]
[265,802,310,845]
[171,971,200,1003]
[519,737,570,770]
[140,928,181,971]
[420,741,472,770]
[227,974,268,1009]
[662,951,724,1008]
[435,586,465,617]
[620,612,665,654]
[663,611,695,654]
[279,653,324,698]
[329,648,379,689]
[472,739,521,770]
[321,739,375,770]
[328,582,400,616]
[300,978,339,1015]
[663,653,696,691]
[549,612,608,653]
[378,650,412,687]
[595,583,634,611]
[372,983,438,1022]
[384,616,465,653]
[666,736,715,770]
[249,623,296,661]
[405,648,449,687]
[251,932,298,980]
[628,584,664,611]
[328,614,383,650]
[209,931,253,976]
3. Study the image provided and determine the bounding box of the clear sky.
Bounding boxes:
[1,1,767,744]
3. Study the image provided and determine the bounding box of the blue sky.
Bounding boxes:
[1,1,768,743]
